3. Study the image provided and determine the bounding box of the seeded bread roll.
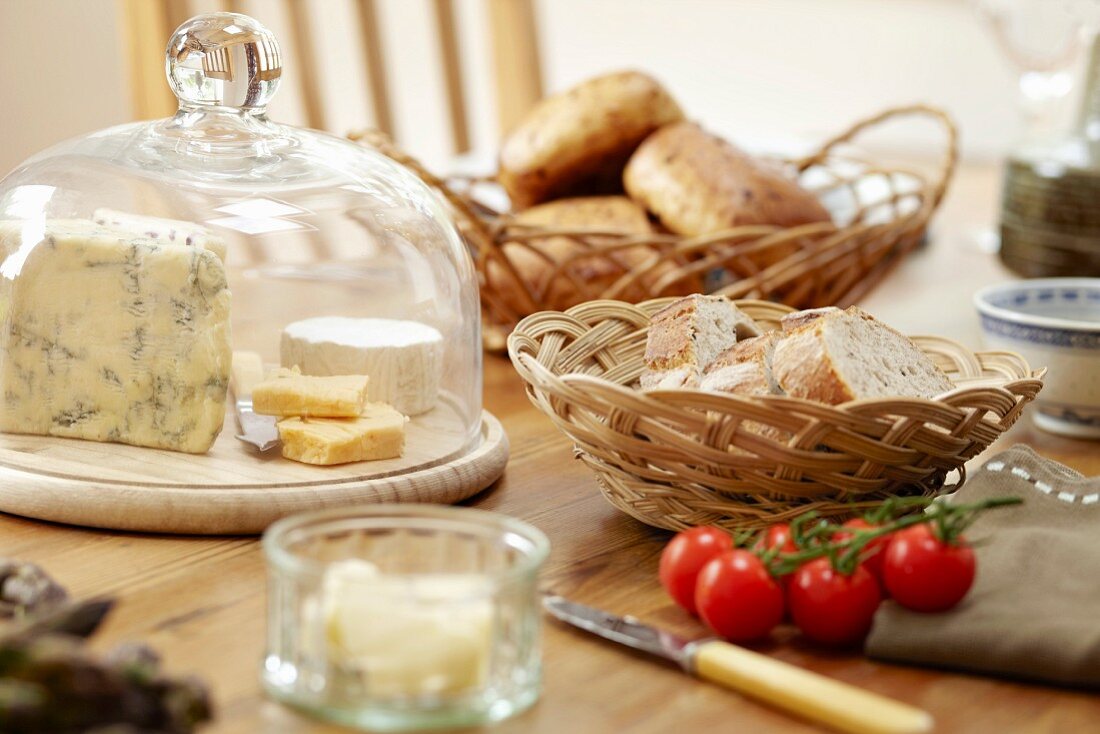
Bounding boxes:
[494,196,696,313]
[623,121,831,236]
[771,307,954,405]
[499,71,684,209]
[641,295,761,390]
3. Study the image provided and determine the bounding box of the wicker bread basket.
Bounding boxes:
[508,298,1044,531]
[354,105,957,349]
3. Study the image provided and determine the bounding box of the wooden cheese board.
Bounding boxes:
[0,395,508,535]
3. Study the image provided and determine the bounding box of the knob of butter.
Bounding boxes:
[320,560,494,698]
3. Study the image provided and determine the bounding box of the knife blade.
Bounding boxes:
[230,351,279,452]
[544,595,933,734]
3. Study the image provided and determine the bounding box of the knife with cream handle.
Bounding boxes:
[543,595,932,734]
[230,351,280,452]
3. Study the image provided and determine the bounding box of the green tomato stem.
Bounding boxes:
[756,495,1021,577]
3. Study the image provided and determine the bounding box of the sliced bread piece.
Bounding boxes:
[771,307,954,405]
[701,332,790,444]
[780,306,841,333]
[700,332,781,396]
[641,294,761,389]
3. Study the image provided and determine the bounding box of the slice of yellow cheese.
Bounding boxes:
[252,372,369,418]
[277,403,407,465]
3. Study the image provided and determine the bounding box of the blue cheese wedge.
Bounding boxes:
[0,219,232,453]
[93,208,228,261]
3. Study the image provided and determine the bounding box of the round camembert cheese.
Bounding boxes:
[280,317,443,416]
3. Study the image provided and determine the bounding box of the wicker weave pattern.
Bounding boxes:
[508,299,1045,531]
[352,105,958,349]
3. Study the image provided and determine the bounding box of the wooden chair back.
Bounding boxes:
[118,0,543,154]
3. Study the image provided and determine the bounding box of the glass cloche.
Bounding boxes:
[0,13,484,492]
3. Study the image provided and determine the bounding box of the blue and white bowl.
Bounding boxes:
[974,278,1100,438]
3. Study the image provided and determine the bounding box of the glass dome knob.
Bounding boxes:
[166,13,282,111]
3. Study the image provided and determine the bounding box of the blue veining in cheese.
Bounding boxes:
[92,209,228,261]
[0,220,232,453]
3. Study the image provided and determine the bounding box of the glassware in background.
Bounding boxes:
[999,32,1100,276]
[968,0,1099,253]
[262,505,549,731]
[973,0,1098,139]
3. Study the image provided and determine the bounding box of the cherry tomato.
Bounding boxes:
[659,526,734,615]
[789,558,881,646]
[833,518,892,586]
[694,550,785,642]
[754,523,799,554]
[883,524,975,612]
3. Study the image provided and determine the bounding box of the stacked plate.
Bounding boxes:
[1000,156,1100,277]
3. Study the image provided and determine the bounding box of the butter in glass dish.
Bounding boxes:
[261,505,549,730]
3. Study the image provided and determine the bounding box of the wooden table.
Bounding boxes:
[3,162,1099,734]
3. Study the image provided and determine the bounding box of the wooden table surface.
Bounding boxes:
[4,162,1100,734]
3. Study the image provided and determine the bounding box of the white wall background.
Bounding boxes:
[0,0,130,175]
[0,0,1090,176]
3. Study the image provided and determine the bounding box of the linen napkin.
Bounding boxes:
[865,444,1100,689]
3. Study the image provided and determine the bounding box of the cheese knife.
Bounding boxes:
[230,351,279,452]
[543,595,932,734]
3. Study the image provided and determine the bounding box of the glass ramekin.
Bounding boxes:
[261,504,550,730]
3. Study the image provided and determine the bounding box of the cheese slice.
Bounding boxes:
[252,371,369,418]
[0,219,231,453]
[281,317,443,416]
[93,209,228,261]
[277,403,407,465]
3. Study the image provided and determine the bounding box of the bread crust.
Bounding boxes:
[772,306,953,405]
[699,361,768,394]
[623,121,831,236]
[641,295,764,392]
[644,296,706,372]
[780,306,841,333]
[499,71,684,209]
[771,320,853,404]
[701,332,789,443]
[706,331,781,389]
[706,332,774,374]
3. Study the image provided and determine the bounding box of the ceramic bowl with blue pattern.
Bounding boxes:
[975,278,1100,438]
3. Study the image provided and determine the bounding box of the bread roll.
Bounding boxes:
[771,307,953,405]
[499,71,684,209]
[493,196,695,314]
[641,295,761,389]
[623,121,831,236]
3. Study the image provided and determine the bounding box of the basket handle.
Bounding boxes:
[791,104,959,211]
[348,129,541,319]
